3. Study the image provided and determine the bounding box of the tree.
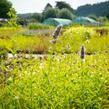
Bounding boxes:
[32,13,42,22]
[0,0,12,18]
[55,1,73,13]
[44,3,52,11]
[58,8,73,20]
[98,16,108,22]
[43,3,52,15]
[75,1,109,17]
[106,13,109,19]
[7,8,18,27]
[43,8,59,20]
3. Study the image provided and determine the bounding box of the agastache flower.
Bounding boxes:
[52,24,62,39]
[80,44,85,60]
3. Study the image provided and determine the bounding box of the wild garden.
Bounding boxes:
[0,0,109,109]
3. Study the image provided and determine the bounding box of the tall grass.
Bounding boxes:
[28,23,54,30]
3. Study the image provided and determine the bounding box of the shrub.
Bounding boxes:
[28,23,53,30]
[6,8,19,27]
[32,13,43,23]
[0,48,8,59]
[84,31,91,40]
[58,8,74,20]
[43,8,59,20]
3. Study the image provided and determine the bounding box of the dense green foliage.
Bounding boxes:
[6,8,18,27]
[31,13,43,22]
[43,3,53,14]
[0,0,12,18]
[75,1,109,18]
[43,8,59,20]
[58,8,74,20]
[18,13,40,26]
[56,1,73,13]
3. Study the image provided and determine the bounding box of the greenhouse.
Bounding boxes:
[72,17,98,26]
[43,18,72,26]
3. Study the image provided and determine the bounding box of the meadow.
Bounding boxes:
[0,25,109,109]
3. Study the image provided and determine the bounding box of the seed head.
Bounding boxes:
[52,24,62,39]
[80,44,85,59]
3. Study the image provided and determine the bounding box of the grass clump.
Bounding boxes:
[28,23,54,30]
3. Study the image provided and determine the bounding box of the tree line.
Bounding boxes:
[75,1,109,19]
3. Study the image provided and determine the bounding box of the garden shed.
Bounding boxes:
[72,17,98,26]
[43,18,72,26]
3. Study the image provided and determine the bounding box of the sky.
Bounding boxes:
[9,0,107,14]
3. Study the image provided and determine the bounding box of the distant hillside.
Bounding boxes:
[75,1,109,17]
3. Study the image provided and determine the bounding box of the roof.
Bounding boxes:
[43,18,72,26]
[72,17,98,25]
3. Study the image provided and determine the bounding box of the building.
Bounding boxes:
[72,17,98,26]
[43,18,72,26]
